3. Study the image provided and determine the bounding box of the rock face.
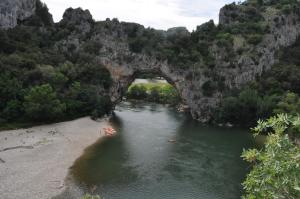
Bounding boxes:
[2,1,300,122]
[59,8,94,34]
[0,0,36,29]
[94,5,300,122]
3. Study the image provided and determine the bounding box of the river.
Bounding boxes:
[69,101,254,199]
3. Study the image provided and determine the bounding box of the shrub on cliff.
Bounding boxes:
[215,34,300,127]
[23,0,53,27]
[247,34,263,44]
[202,80,217,97]
[0,30,16,53]
[274,92,300,115]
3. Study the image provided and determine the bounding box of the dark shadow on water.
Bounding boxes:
[70,114,140,187]
[66,101,255,199]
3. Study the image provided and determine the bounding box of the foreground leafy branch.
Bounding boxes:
[242,114,300,199]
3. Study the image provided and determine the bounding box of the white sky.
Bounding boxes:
[41,0,238,31]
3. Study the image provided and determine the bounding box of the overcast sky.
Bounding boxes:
[41,0,237,31]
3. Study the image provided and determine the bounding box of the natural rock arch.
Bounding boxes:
[100,55,188,108]
[5,0,299,122]
[96,5,300,122]
[98,48,235,123]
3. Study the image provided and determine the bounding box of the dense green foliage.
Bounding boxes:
[1,0,300,129]
[242,114,300,199]
[81,194,102,199]
[125,0,300,68]
[23,84,66,121]
[0,1,112,128]
[124,0,300,107]
[215,37,300,126]
[126,82,181,105]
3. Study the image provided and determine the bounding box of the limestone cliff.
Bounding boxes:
[0,0,36,29]
[91,3,300,122]
[2,0,300,122]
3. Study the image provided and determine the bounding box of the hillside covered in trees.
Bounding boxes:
[0,0,300,128]
[0,1,113,128]
[0,0,300,199]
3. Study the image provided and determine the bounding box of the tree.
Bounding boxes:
[257,0,263,6]
[242,114,300,199]
[35,0,53,26]
[23,84,66,121]
[0,30,15,53]
[274,92,300,116]
[127,84,147,99]
[0,72,22,108]
[148,86,160,102]
[65,83,111,119]
[1,100,23,121]
[81,194,101,199]
[202,80,217,97]
[218,88,265,126]
[218,96,241,123]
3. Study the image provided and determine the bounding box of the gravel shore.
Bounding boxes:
[0,117,108,199]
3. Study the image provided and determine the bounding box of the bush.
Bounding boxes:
[0,30,16,53]
[35,0,53,26]
[217,88,278,126]
[274,92,300,115]
[64,82,112,119]
[23,84,66,121]
[148,86,160,102]
[126,82,180,105]
[242,114,300,199]
[1,100,23,121]
[159,84,180,104]
[217,96,241,123]
[81,194,102,199]
[83,40,103,54]
[127,84,147,99]
[247,34,263,45]
[129,37,146,53]
[202,80,217,97]
[0,72,22,106]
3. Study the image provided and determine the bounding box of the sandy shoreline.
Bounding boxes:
[0,117,109,199]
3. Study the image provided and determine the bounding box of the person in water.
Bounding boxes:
[103,127,116,136]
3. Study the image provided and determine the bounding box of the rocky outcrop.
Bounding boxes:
[59,8,94,34]
[0,0,36,29]
[3,2,300,122]
[93,5,300,122]
[219,3,263,27]
[166,27,190,37]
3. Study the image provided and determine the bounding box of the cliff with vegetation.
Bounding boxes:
[94,0,300,123]
[0,0,300,127]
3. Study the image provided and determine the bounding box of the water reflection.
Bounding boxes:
[69,102,254,199]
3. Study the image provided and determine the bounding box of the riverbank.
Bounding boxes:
[54,101,254,199]
[0,117,109,199]
[126,81,180,105]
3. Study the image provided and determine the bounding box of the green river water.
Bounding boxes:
[69,101,255,199]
